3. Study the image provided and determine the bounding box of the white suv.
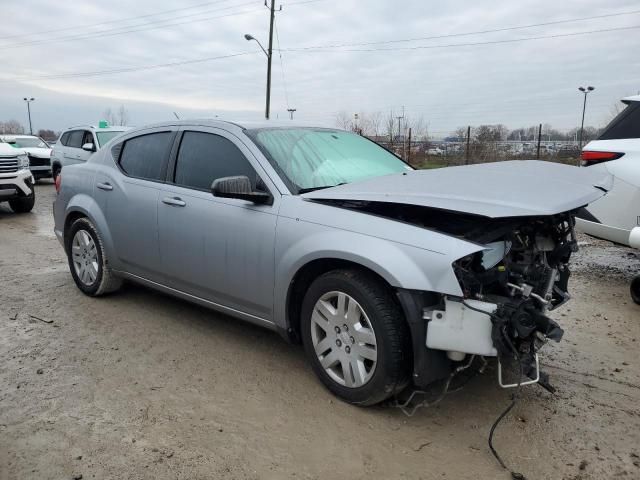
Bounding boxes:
[0,142,35,213]
[576,94,640,248]
[50,125,129,179]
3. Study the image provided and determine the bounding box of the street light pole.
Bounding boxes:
[287,108,296,120]
[578,86,594,150]
[23,97,35,134]
[244,0,276,120]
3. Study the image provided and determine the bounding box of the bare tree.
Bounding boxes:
[384,110,396,145]
[369,111,382,138]
[335,111,353,131]
[117,105,130,126]
[0,120,25,134]
[102,108,117,125]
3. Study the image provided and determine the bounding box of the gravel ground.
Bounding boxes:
[1,182,639,480]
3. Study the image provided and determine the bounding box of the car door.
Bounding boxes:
[157,127,279,322]
[62,130,84,166]
[94,128,177,281]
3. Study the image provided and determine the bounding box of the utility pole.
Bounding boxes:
[287,108,296,120]
[265,0,276,120]
[536,123,542,159]
[407,127,412,165]
[465,125,471,165]
[23,97,35,135]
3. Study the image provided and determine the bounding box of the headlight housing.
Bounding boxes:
[17,153,30,170]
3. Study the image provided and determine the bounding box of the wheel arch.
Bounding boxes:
[62,195,117,267]
[283,257,403,343]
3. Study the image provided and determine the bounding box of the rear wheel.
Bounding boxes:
[52,164,61,182]
[301,269,411,406]
[8,189,35,213]
[66,217,122,296]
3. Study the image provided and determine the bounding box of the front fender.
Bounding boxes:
[273,215,483,329]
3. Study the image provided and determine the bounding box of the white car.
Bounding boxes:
[1,134,52,180]
[576,94,640,248]
[0,142,35,213]
[50,125,129,180]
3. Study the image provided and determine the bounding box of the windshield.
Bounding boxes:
[96,131,125,147]
[5,137,49,148]
[247,128,411,193]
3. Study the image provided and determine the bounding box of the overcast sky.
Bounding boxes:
[1,0,639,137]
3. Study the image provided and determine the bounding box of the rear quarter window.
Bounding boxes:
[598,102,640,140]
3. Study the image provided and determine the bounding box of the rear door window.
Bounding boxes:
[118,131,174,182]
[598,102,640,140]
[173,131,258,191]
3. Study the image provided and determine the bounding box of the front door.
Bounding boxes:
[158,128,279,321]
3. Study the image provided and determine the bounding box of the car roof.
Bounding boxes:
[622,94,640,104]
[123,119,337,134]
[63,125,131,132]
[0,134,39,138]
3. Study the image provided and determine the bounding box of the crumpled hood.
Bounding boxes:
[303,160,612,218]
[21,147,51,158]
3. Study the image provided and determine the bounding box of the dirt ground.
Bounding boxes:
[1,182,639,480]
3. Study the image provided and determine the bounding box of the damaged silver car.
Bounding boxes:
[53,121,611,406]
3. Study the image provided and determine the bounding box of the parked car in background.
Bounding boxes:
[50,125,129,180]
[54,120,610,405]
[0,142,35,213]
[1,134,52,181]
[577,95,640,247]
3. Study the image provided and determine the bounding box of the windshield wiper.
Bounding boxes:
[298,183,346,194]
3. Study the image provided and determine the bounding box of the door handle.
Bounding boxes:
[96,182,113,191]
[162,196,186,207]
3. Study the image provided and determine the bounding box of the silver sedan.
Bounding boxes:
[53,120,610,405]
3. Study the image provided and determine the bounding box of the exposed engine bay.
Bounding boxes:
[450,212,577,390]
[319,199,579,390]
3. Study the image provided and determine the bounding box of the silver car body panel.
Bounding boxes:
[303,160,612,218]
[53,120,610,334]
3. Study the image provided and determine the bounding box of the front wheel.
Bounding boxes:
[301,269,411,406]
[8,190,35,213]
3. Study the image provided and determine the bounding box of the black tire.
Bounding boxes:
[65,217,122,296]
[52,164,61,182]
[301,269,411,406]
[631,275,640,306]
[8,190,35,213]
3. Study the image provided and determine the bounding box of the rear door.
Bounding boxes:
[157,127,279,322]
[95,128,177,281]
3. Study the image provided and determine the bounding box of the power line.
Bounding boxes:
[281,24,640,52]
[0,2,262,49]
[1,51,259,81]
[0,0,240,41]
[276,9,640,50]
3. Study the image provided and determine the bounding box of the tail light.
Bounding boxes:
[581,151,624,166]
[54,173,61,193]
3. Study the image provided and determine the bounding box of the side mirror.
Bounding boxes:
[82,143,96,152]
[211,175,272,205]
